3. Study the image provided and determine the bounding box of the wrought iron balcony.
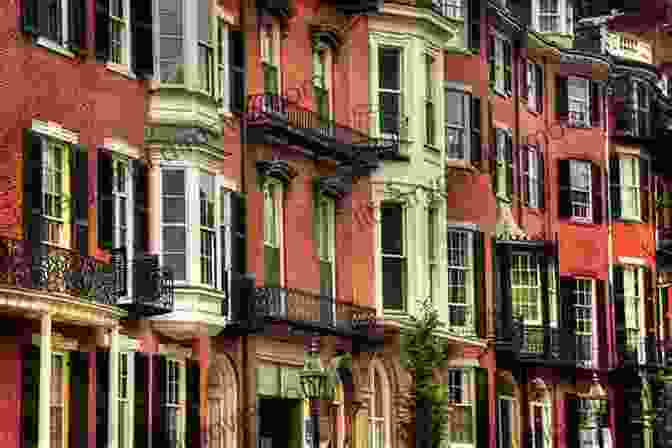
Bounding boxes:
[619,334,667,368]
[0,236,120,306]
[113,251,175,317]
[246,93,397,165]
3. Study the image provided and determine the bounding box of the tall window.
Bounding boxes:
[490,34,512,95]
[264,180,282,286]
[570,160,592,221]
[165,359,184,448]
[623,267,642,355]
[448,369,474,444]
[109,0,129,65]
[198,0,214,94]
[369,367,386,448]
[568,77,590,126]
[43,140,67,245]
[317,195,335,298]
[548,262,558,325]
[498,398,515,448]
[381,203,405,311]
[495,129,514,200]
[527,61,544,112]
[447,230,473,332]
[538,0,560,32]
[446,90,467,159]
[113,160,130,250]
[428,208,439,303]
[261,25,279,96]
[530,402,553,448]
[50,352,66,448]
[523,146,544,209]
[633,80,651,137]
[200,172,216,286]
[511,253,541,324]
[44,0,66,44]
[313,48,330,122]
[431,0,463,18]
[425,55,435,146]
[118,352,134,448]
[162,169,187,281]
[574,279,594,366]
[217,19,229,104]
[378,47,402,138]
[620,156,640,219]
[158,0,184,83]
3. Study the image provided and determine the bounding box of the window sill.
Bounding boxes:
[565,218,598,227]
[106,63,136,80]
[445,159,477,172]
[617,217,643,224]
[425,143,440,153]
[36,37,75,59]
[525,206,544,215]
[491,88,512,100]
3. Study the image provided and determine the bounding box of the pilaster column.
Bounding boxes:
[148,160,161,255]
[108,326,120,448]
[38,313,52,448]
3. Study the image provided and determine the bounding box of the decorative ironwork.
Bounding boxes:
[0,236,119,305]
[118,254,175,317]
[618,334,667,367]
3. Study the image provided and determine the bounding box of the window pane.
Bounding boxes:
[198,0,210,42]
[446,91,464,125]
[379,92,401,134]
[159,0,183,35]
[163,170,185,195]
[379,48,400,90]
[163,198,186,223]
[382,258,405,310]
[381,204,403,255]
[163,227,186,252]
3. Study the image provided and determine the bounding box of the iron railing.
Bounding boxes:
[428,0,464,19]
[128,254,175,315]
[0,236,120,305]
[249,285,381,337]
[620,334,668,367]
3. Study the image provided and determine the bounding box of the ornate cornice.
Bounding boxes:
[256,159,298,185]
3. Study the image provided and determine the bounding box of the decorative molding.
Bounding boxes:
[317,175,351,199]
[618,256,649,266]
[31,119,79,144]
[310,24,343,50]
[495,201,528,240]
[447,222,481,232]
[256,159,298,185]
[119,335,139,352]
[103,137,141,160]
[158,343,193,360]
[32,331,79,351]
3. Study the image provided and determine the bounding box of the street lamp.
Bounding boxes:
[300,337,329,448]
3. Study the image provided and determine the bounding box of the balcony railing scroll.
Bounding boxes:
[0,236,119,306]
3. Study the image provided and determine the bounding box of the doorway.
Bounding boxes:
[258,397,303,448]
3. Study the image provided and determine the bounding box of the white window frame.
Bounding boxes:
[527,61,538,112]
[623,266,645,358]
[113,156,134,300]
[38,0,69,49]
[446,229,473,333]
[445,89,471,161]
[260,22,281,95]
[493,34,507,94]
[497,397,516,448]
[510,252,542,325]
[548,261,558,327]
[217,18,230,111]
[568,77,591,127]
[533,0,574,34]
[495,128,512,200]
[317,194,336,300]
[528,149,540,209]
[109,0,132,69]
[42,138,69,247]
[530,401,553,448]
[50,351,68,448]
[118,350,135,448]
[313,44,333,121]
[659,74,670,97]
[377,46,403,140]
[263,178,285,287]
[569,160,592,223]
[574,278,595,368]
[428,207,439,304]
[160,166,189,283]
[200,171,217,287]
[165,357,186,448]
[432,0,463,18]
[380,201,407,312]
[447,369,474,445]
[197,0,214,95]
[620,156,641,220]
[425,54,436,147]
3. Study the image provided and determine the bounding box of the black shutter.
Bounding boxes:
[614,78,634,134]
[556,76,569,122]
[505,132,514,199]
[21,0,40,35]
[558,160,571,218]
[503,40,512,95]
[186,359,201,448]
[131,0,155,79]
[473,231,485,338]
[592,162,603,224]
[96,350,110,448]
[231,191,247,276]
[469,0,481,53]
[69,351,89,448]
[221,190,231,313]
[21,344,39,448]
[95,0,110,61]
[72,144,89,256]
[471,96,482,167]
[610,157,621,219]
[23,130,43,253]
[68,0,87,53]
[133,160,148,254]
[230,30,246,113]
[520,59,528,101]
[154,355,168,447]
[565,396,579,448]
[560,276,576,359]
[613,265,626,363]
[521,146,530,205]
[488,35,496,89]
[134,352,149,448]
[641,157,650,222]
[596,280,608,369]
[495,242,513,340]
[97,149,114,251]
[476,367,490,448]
[536,64,544,113]
[538,152,545,209]
[591,81,601,127]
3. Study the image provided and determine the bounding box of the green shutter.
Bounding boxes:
[186,359,201,448]
[264,63,279,95]
[320,260,333,298]
[69,351,89,448]
[505,133,514,199]
[21,345,40,448]
[287,399,304,448]
[265,246,281,286]
[473,231,485,338]
[475,368,490,448]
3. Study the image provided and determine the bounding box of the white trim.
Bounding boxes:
[36,37,76,58]
[31,120,79,145]
[103,137,142,160]
[39,314,52,448]
[618,256,648,266]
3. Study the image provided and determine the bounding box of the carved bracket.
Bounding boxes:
[256,159,298,186]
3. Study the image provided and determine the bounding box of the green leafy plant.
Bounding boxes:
[401,297,451,448]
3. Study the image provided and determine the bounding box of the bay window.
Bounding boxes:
[511,253,542,324]
[447,230,473,332]
[200,172,216,287]
[381,202,406,311]
[448,369,474,444]
[378,47,402,138]
[162,169,187,281]
[158,0,184,83]
[610,155,650,222]
[197,0,214,94]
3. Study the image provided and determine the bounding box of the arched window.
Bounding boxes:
[369,360,391,448]
[208,356,238,448]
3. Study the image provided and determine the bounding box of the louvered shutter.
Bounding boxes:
[503,40,512,95]
[538,152,545,209]
[558,160,571,218]
[615,78,635,134]
[505,132,514,200]
[230,30,246,113]
[536,64,544,113]
[72,144,88,256]
[471,96,482,167]
[231,191,247,276]
[522,146,530,205]
[641,157,650,222]
[495,242,513,340]
[613,266,626,363]
[592,162,603,224]
[133,160,149,254]
[644,267,654,329]
[69,351,89,448]
[610,157,621,219]
[220,189,231,313]
[95,0,110,61]
[68,0,87,53]
[488,35,496,89]
[591,81,601,127]
[23,130,43,258]
[97,149,114,251]
[154,355,168,446]
[596,280,608,369]
[469,0,481,52]
[521,60,529,101]
[556,76,569,122]
[560,277,576,359]
[186,359,201,448]
[131,0,155,79]
[473,231,485,337]
[22,0,40,35]
[134,352,149,448]
[21,345,40,448]
[476,368,490,448]
[565,396,579,448]
[96,350,109,448]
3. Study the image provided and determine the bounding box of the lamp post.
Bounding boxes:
[300,337,328,448]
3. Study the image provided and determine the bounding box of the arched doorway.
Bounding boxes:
[208,355,238,448]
